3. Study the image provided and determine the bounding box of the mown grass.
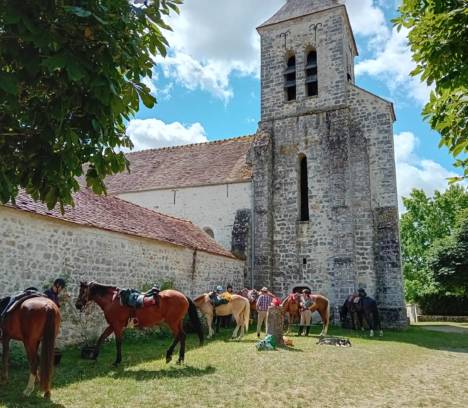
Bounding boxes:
[0,324,467,408]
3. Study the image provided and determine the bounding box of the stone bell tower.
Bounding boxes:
[249,0,407,327]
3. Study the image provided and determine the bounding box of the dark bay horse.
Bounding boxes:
[75,282,203,365]
[1,297,61,399]
[281,292,330,336]
[340,292,383,337]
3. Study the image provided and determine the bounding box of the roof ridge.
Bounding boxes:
[126,134,256,156]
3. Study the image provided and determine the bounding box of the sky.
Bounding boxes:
[129,0,465,211]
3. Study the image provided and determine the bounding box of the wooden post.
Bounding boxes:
[266,305,284,346]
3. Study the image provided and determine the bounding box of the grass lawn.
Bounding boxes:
[0,324,467,408]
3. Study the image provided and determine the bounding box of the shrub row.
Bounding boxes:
[417,294,468,316]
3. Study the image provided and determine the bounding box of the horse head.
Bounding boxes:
[75,281,93,311]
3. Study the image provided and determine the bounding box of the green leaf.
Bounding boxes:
[0,72,19,95]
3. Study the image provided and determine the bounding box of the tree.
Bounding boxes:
[428,210,468,297]
[0,0,182,211]
[394,1,468,181]
[400,185,468,301]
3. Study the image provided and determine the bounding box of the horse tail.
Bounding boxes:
[186,297,204,346]
[40,306,56,392]
[243,298,250,332]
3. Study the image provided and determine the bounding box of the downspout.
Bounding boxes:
[250,178,255,289]
[191,249,197,295]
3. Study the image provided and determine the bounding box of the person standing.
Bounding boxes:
[256,287,273,338]
[298,288,313,336]
[44,278,66,308]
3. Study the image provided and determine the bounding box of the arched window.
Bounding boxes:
[305,50,318,97]
[299,155,310,221]
[203,227,214,239]
[284,55,296,101]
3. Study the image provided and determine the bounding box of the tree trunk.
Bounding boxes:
[266,306,284,346]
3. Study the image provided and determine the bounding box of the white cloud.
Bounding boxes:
[356,26,431,105]
[126,119,208,151]
[394,132,460,211]
[148,0,426,105]
[340,0,389,48]
[153,0,282,102]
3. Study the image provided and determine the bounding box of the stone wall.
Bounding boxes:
[253,3,406,327]
[117,182,251,251]
[258,6,355,121]
[0,207,244,345]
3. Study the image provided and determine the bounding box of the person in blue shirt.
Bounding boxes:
[44,278,66,307]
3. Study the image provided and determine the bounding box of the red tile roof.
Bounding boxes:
[105,135,254,194]
[7,189,235,258]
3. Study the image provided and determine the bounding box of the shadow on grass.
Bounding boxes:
[110,364,216,381]
[0,330,209,406]
[318,324,468,354]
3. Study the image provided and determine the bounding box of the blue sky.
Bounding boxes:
[129,0,464,210]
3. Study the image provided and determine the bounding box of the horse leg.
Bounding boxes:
[1,336,9,384]
[177,329,186,365]
[206,313,214,339]
[113,329,124,366]
[165,335,179,364]
[93,326,114,360]
[23,340,39,396]
[231,314,240,339]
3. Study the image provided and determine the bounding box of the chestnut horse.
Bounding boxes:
[75,282,203,365]
[237,288,259,319]
[281,293,330,336]
[194,293,250,340]
[1,297,61,399]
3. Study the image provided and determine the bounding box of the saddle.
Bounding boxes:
[0,289,46,332]
[209,293,229,308]
[118,287,160,309]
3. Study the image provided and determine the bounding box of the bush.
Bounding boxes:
[417,294,468,316]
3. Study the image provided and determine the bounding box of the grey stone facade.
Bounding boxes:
[251,0,406,327]
[0,207,244,345]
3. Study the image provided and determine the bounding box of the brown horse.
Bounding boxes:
[281,292,330,336]
[237,288,259,319]
[1,297,61,399]
[75,282,203,365]
[194,293,250,340]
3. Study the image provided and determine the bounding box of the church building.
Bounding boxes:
[107,0,406,326]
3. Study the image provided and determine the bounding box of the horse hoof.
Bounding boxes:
[379,331,384,337]
[112,361,121,367]
[176,360,183,365]
[166,357,172,364]
[44,391,51,400]
[23,388,33,397]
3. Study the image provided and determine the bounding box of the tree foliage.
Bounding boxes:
[400,185,468,301]
[0,0,182,211]
[428,210,468,297]
[394,0,468,181]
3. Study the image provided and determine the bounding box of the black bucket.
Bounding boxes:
[80,345,96,360]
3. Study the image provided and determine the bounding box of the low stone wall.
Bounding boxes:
[0,207,244,346]
[417,315,468,323]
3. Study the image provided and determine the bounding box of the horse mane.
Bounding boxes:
[193,294,207,303]
[89,282,118,297]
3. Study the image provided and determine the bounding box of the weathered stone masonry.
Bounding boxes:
[250,0,406,327]
[0,207,244,344]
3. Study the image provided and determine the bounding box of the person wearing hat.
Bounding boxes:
[44,278,66,308]
[255,287,273,338]
[298,288,313,336]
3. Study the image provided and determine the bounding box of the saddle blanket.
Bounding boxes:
[0,290,46,323]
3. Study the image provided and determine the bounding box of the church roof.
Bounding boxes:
[105,135,254,194]
[258,0,340,28]
[7,189,235,258]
